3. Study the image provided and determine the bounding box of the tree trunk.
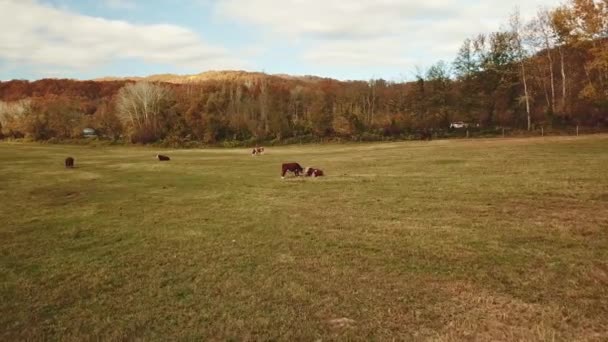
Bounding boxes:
[371,84,376,126]
[559,46,566,112]
[522,61,531,131]
[540,67,551,109]
[547,49,555,112]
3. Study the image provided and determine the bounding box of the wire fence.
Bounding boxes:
[436,126,608,140]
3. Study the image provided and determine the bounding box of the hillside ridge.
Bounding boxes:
[94,70,329,84]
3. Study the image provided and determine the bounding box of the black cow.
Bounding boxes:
[281,163,304,178]
[156,154,170,161]
[65,157,74,168]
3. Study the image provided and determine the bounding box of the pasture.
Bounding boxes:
[1,136,607,341]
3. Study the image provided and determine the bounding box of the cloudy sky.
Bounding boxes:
[0,0,561,81]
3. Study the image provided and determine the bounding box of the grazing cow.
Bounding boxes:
[65,157,74,168]
[257,147,265,154]
[281,162,304,178]
[305,167,325,177]
[156,154,170,161]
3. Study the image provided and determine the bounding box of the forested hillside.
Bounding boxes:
[1,0,606,144]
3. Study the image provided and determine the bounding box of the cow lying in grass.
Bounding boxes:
[281,162,303,178]
[65,157,74,168]
[156,154,170,161]
[251,147,265,156]
[305,167,324,177]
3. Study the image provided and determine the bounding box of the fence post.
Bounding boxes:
[541,127,544,137]
[576,125,579,136]
[502,128,505,138]
[466,129,469,138]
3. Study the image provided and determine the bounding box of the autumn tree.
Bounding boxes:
[425,61,453,127]
[92,100,123,140]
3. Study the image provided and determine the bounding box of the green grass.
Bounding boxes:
[1,136,607,341]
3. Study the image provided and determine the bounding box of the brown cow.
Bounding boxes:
[156,154,170,161]
[65,157,74,168]
[281,163,303,178]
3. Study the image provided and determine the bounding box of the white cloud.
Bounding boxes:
[216,0,562,69]
[0,0,244,72]
[303,39,415,67]
[103,0,137,10]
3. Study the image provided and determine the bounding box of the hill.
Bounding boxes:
[94,70,328,84]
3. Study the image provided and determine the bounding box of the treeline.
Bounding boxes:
[0,0,606,145]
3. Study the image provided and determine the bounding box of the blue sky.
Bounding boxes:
[0,0,561,81]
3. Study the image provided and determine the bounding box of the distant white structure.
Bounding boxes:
[82,128,96,137]
[450,121,469,129]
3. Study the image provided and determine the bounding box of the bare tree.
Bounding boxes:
[551,6,574,111]
[510,9,532,130]
[116,82,171,142]
[367,79,377,125]
[258,78,270,136]
[529,8,557,113]
[0,99,31,137]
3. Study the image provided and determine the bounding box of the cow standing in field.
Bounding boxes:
[65,157,74,168]
[281,163,304,178]
[156,154,170,161]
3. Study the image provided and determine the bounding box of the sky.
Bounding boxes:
[0,0,562,82]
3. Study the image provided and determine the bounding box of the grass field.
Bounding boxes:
[1,136,607,341]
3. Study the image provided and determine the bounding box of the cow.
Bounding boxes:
[281,162,304,178]
[156,154,171,161]
[65,157,75,168]
[251,147,265,156]
[305,167,325,177]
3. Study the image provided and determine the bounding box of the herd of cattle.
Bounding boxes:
[64,147,325,179]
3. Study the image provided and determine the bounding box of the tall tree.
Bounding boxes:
[551,5,578,113]
[511,9,533,130]
[529,9,558,113]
